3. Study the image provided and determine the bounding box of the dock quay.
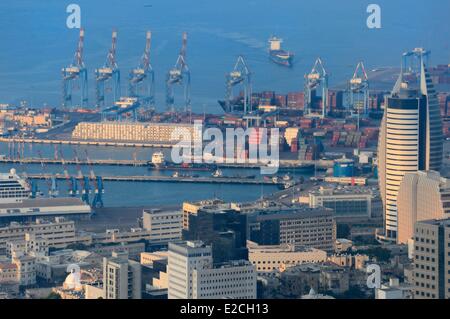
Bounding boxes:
[0,157,147,167]
[0,137,174,148]
[0,157,333,170]
[26,174,283,185]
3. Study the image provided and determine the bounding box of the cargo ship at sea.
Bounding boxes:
[268,37,294,67]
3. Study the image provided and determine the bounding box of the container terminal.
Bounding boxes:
[0,28,449,221]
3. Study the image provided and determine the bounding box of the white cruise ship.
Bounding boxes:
[0,169,92,223]
[0,169,31,204]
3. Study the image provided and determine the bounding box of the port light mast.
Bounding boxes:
[225,55,252,114]
[129,31,155,110]
[348,61,369,130]
[95,29,121,109]
[62,28,88,108]
[304,57,328,119]
[166,32,191,112]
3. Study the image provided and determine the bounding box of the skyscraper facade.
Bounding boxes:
[378,59,443,241]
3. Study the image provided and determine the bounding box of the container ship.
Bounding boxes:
[268,37,294,67]
[217,96,259,114]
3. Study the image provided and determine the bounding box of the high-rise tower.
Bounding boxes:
[378,49,443,241]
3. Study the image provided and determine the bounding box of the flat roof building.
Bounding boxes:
[247,240,327,274]
[142,209,182,244]
[249,206,336,252]
[397,170,450,244]
[308,186,372,219]
[167,241,256,299]
[412,218,450,299]
[103,251,142,299]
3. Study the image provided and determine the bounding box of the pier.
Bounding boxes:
[25,173,283,185]
[0,137,174,148]
[0,156,333,170]
[0,157,147,167]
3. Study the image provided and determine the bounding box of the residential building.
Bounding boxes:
[142,209,182,244]
[102,252,142,299]
[376,278,413,299]
[328,254,369,270]
[412,218,450,299]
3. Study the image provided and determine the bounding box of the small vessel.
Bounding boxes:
[212,169,223,178]
[151,152,165,168]
[280,181,294,190]
[268,37,294,67]
[282,174,291,181]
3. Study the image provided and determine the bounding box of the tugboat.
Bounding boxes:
[212,169,223,178]
[268,36,294,67]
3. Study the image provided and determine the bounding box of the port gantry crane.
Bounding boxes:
[348,61,369,130]
[95,29,121,109]
[402,47,430,77]
[62,28,88,108]
[129,31,155,110]
[225,55,252,114]
[166,32,191,112]
[304,57,329,119]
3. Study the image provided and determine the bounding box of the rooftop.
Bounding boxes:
[0,197,90,209]
[309,185,372,196]
[256,206,333,221]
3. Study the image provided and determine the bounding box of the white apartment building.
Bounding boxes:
[12,255,36,286]
[375,278,413,299]
[142,209,182,244]
[247,240,327,273]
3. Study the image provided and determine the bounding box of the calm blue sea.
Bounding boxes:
[0,0,448,112]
